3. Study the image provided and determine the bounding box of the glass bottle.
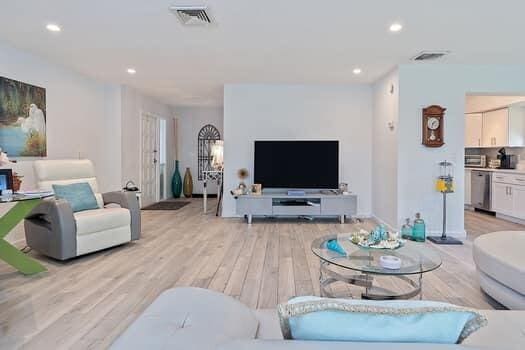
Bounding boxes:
[401,218,413,240]
[412,213,426,242]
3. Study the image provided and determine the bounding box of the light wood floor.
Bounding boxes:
[0,201,522,349]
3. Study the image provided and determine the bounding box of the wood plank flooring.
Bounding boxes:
[0,201,521,349]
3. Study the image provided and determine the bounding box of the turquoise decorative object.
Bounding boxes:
[172,160,182,198]
[326,239,346,256]
[412,213,426,242]
[379,224,388,241]
[369,224,387,244]
[401,218,413,240]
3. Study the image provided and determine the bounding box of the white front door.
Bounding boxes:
[141,113,159,207]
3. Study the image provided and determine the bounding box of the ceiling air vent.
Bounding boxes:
[170,6,212,25]
[412,51,450,61]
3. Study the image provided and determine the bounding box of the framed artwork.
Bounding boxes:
[0,76,46,157]
[0,168,13,192]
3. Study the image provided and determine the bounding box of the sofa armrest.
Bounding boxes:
[24,198,77,260]
[103,191,141,240]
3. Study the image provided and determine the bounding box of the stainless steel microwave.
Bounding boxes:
[465,155,486,168]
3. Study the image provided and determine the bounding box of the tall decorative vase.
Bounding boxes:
[172,160,183,198]
[183,167,193,198]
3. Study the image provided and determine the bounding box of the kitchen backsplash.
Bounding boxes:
[466,147,524,163]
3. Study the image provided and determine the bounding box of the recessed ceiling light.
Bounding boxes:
[389,22,403,32]
[46,23,61,32]
[353,68,362,75]
[127,68,137,75]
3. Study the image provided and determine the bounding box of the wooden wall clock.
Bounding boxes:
[422,105,446,147]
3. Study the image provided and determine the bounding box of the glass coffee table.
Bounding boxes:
[311,234,442,300]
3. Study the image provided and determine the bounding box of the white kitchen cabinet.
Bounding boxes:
[465,114,482,147]
[508,105,525,146]
[491,171,525,219]
[465,169,471,205]
[492,182,513,216]
[512,185,525,219]
[482,108,508,147]
[478,105,525,148]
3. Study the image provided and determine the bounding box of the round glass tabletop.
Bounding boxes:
[311,234,442,276]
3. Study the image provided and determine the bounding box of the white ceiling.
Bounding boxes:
[1,1,524,107]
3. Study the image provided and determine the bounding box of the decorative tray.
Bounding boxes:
[349,229,405,250]
[355,239,404,250]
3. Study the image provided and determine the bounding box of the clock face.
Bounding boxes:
[427,117,440,130]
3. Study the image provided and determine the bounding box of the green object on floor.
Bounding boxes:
[0,199,47,275]
[172,160,183,198]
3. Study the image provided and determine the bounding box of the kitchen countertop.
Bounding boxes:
[465,167,525,175]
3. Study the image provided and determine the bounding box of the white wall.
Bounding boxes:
[0,41,121,192]
[176,106,224,194]
[0,42,177,245]
[120,86,176,196]
[223,84,373,217]
[397,64,525,236]
[372,70,399,229]
[0,41,123,243]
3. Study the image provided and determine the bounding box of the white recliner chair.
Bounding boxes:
[24,159,140,260]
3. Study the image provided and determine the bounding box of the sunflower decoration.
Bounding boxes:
[237,168,249,192]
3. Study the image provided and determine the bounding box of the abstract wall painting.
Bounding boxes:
[0,76,46,157]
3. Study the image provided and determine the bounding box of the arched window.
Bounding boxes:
[197,124,221,180]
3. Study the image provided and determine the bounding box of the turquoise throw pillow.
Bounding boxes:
[278,296,487,344]
[52,182,99,213]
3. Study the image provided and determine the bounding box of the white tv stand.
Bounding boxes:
[235,191,357,224]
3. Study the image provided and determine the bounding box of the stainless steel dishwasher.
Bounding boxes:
[471,170,492,210]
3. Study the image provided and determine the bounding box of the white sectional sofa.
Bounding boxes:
[111,287,525,350]
[473,231,525,310]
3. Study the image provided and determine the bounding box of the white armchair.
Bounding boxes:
[24,159,140,260]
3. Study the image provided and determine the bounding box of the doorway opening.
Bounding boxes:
[140,112,168,207]
[464,94,525,239]
[159,118,167,200]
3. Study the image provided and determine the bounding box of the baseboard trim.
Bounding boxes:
[190,193,217,198]
[495,212,525,225]
[426,229,467,238]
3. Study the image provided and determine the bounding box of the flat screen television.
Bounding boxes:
[254,140,339,189]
